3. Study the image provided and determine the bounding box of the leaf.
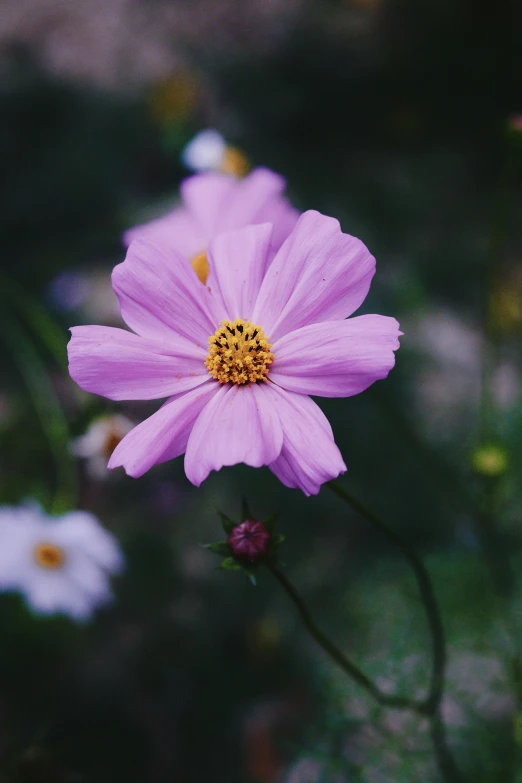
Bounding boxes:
[218,511,237,534]
[203,542,230,557]
[0,313,77,514]
[241,496,253,521]
[0,273,68,369]
[219,557,241,572]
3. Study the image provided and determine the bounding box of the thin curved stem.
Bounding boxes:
[267,561,422,712]
[430,712,465,783]
[326,480,465,782]
[327,481,445,711]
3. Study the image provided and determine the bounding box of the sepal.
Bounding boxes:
[218,511,236,535]
[219,557,242,571]
[204,542,231,557]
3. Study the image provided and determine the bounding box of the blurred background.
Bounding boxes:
[1,1,522,780]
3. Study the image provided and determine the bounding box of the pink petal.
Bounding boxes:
[184,382,284,486]
[261,199,300,260]
[180,172,239,239]
[205,223,273,320]
[267,386,346,495]
[112,237,222,344]
[270,315,401,397]
[123,169,298,264]
[219,168,291,232]
[68,325,209,400]
[123,208,202,258]
[252,210,375,341]
[108,382,217,477]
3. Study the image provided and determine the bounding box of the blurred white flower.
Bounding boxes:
[71,414,134,478]
[181,129,227,172]
[181,129,249,177]
[0,504,123,620]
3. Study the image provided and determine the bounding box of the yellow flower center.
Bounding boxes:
[219,146,250,177]
[205,319,274,385]
[103,430,123,458]
[34,543,66,570]
[191,251,209,284]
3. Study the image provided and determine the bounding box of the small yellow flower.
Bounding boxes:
[471,444,509,477]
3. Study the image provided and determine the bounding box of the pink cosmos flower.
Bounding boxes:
[68,211,401,495]
[123,168,299,282]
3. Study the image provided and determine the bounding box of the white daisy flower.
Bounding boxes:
[181,129,249,177]
[0,504,124,620]
[71,414,134,478]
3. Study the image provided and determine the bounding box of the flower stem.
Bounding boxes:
[0,313,77,515]
[474,136,520,598]
[325,480,464,783]
[327,480,445,711]
[0,273,68,370]
[266,561,421,712]
[479,140,519,439]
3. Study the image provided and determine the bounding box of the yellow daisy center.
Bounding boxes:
[34,542,66,570]
[191,251,209,284]
[205,319,274,385]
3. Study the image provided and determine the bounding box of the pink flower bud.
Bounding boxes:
[227,520,271,565]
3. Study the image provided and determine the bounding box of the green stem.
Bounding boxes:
[475,479,513,597]
[430,712,465,783]
[326,480,464,782]
[479,142,519,443]
[267,561,422,712]
[476,137,520,597]
[0,314,77,515]
[0,273,68,370]
[327,480,445,712]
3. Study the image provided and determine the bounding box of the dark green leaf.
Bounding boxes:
[241,496,253,521]
[219,557,241,571]
[203,542,230,557]
[218,511,237,534]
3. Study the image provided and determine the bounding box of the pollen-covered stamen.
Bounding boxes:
[205,319,274,385]
[34,542,66,570]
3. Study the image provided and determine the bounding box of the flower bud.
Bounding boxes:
[227,520,271,565]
